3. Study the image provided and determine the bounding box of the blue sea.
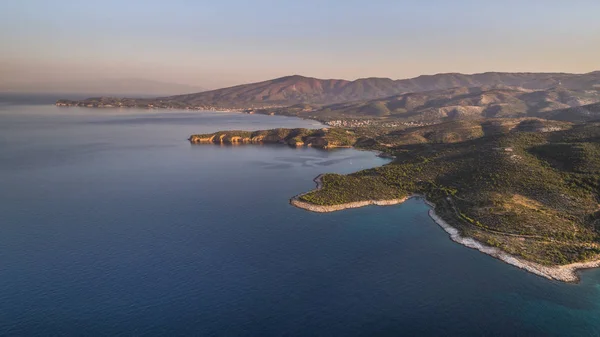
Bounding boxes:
[1,100,600,336]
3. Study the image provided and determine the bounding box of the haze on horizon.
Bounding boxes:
[1,0,599,94]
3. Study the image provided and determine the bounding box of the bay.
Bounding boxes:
[1,104,600,336]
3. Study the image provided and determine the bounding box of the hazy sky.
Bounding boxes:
[2,0,600,91]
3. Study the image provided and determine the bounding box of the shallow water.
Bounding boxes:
[1,104,600,336]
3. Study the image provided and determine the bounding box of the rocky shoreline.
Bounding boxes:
[290,175,600,283]
[429,210,600,283]
[189,128,357,149]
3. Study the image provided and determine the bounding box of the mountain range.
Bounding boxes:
[56,71,600,123]
[164,71,600,107]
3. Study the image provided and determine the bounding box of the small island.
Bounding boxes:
[191,118,600,283]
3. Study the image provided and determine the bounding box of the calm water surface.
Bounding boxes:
[1,104,600,336]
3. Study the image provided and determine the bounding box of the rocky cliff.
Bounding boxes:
[188,128,357,149]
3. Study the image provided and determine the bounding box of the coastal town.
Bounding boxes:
[325,119,434,128]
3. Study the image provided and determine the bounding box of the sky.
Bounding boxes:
[1,0,600,92]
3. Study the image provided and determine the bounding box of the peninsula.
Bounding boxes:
[59,71,600,282]
[191,118,600,283]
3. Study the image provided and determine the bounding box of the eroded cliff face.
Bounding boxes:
[189,133,254,144]
[189,134,274,144]
[189,135,217,143]
[189,128,356,149]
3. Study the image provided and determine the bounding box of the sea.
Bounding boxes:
[1,95,600,336]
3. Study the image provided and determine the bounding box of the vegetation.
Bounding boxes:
[540,102,600,123]
[299,174,403,205]
[297,120,600,266]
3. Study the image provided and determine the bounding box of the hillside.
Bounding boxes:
[363,118,571,148]
[56,71,600,110]
[283,86,600,123]
[536,102,600,123]
[299,122,600,269]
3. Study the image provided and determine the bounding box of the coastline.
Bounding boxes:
[289,174,409,212]
[291,175,600,283]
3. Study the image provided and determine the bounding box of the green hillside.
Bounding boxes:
[299,122,600,265]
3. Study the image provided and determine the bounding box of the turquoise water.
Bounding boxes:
[1,104,600,336]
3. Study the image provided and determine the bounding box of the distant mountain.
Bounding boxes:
[57,71,600,112]
[162,75,422,108]
[164,71,599,107]
[56,75,404,109]
[4,79,205,96]
[167,75,354,107]
[394,72,600,92]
